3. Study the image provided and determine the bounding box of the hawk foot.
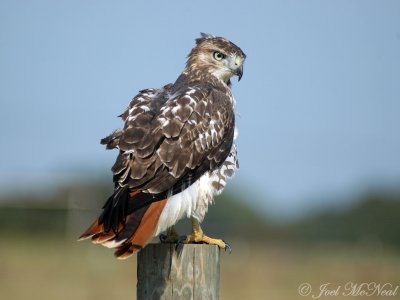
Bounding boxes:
[178,232,231,253]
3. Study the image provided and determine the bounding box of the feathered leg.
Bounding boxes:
[182,217,231,252]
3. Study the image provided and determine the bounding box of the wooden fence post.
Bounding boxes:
[137,243,220,300]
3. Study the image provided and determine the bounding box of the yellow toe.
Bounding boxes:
[185,232,227,249]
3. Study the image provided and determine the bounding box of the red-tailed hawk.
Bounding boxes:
[79,33,246,259]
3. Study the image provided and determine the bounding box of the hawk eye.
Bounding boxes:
[213,51,226,61]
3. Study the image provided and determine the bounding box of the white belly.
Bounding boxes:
[153,143,238,237]
[154,172,215,236]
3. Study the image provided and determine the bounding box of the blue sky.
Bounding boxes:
[1,0,399,218]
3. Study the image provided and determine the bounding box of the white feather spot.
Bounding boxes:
[187,88,196,95]
[140,105,150,112]
[171,106,181,114]
[101,238,127,248]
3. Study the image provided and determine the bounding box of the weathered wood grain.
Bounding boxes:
[137,243,220,300]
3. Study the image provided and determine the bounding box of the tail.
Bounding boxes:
[79,186,167,259]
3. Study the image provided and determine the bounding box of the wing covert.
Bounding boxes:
[105,83,235,195]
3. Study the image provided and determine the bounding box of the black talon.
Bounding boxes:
[224,241,232,254]
[159,234,167,243]
[175,235,187,250]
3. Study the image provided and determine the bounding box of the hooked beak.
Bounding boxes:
[236,64,244,81]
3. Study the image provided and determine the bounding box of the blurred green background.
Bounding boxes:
[1,182,400,299]
[1,1,400,299]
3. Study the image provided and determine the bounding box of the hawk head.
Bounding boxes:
[186,33,246,85]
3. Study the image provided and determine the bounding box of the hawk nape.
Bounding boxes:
[79,33,246,259]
